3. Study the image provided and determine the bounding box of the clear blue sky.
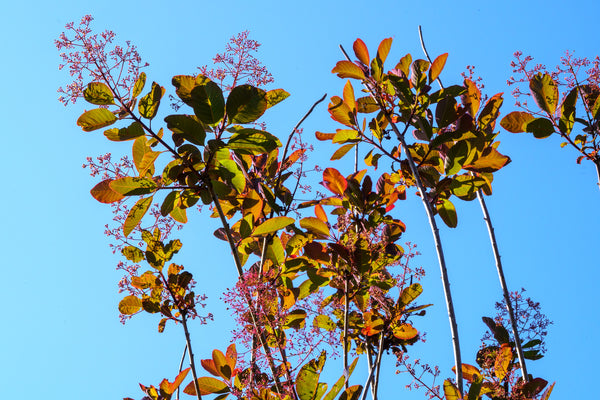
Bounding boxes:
[1,0,598,398]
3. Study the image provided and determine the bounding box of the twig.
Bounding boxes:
[359,333,384,400]
[177,344,188,400]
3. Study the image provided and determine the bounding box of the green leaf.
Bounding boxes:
[164,114,206,145]
[300,217,330,238]
[444,140,475,175]
[265,88,290,109]
[83,82,114,105]
[435,96,458,128]
[284,309,307,329]
[331,61,365,80]
[410,59,430,89]
[191,81,225,125]
[252,216,295,236]
[296,352,326,400]
[558,87,578,134]
[464,147,511,173]
[123,196,153,236]
[132,72,146,99]
[526,117,554,139]
[138,82,164,119]
[183,377,230,396]
[332,129,360,144]
[118,295,142,315]
[170,205,187,224]
[313,314,336,331]
[399,283,423,307]
[467,374,482,400]
[530,72,559,114]
[436,198,457,228]
[77,108,117,132]
[160,191,178,217]
[500,111,535,133]
[227,129,282,154]
[90,179,124,204]
[331,143,355,160]
[450,175,488,200]
[104,121,145,141]
[110,177,157,196]
[356,96,379,113]
[227,85,268,123]
[122,246,145,262]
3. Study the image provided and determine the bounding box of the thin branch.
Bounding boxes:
[181,312,203,400]
[418,25,529,382]
[359,333,384,400]
[177,344,188,400]
[343,276,350,390]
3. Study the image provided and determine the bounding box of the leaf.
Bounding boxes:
[558,87,578,134]
[164,114,206,145]
[429,53,448,84]
[313,314,336,331]
[284,309,307,329]
[466,374,482,400]
[399,283,423,307]
[500,111,535,133]
[436,96,458,128]
[331,143,355,160]
[392,323,418,340]
[104,121,145,141]
[356,96,379,113]
[328,96,355,127]
[322,168,347,196]
[353,38,370,65]
[339,385,362,400]
[462,78,481,116]
[322,358,359,400]
[265,88,290,108]
[453,364,481,384]
[213,349,232,379]
[90,179,124,203]
[183,377,230,396]
[443,380,461,400]
[526,117,554,139]
[118,295,141,315]
[123,196,153,236]
[138,82,164,119]
[77,108,117,132]
[170,205,187,224]
[252,216,295,236]
[109,177,157,196]
[376,37,393,65]
[333,129,360,144]
[132,72,146,98]
[122,246,145,262]
[464,147,511,173]
[201,359,221,377]
[83,82,114,105]
[227,129,282,154]
[296,352,326,400]
[477,93,503,131]
[332,61,365,80]
[191,81,225,125]
[227,85,268,123]
[300,217,330,238]
[494,344,512,381]
[160,368,190,395]
[436,198,457,228]
[530,72,559,114]
[315,131,336,141]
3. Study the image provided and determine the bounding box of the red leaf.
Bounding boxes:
[90,179,124,204]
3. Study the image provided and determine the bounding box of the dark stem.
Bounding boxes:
[177,344,188,400]
[181,312,203,400]
[343,275,350,390]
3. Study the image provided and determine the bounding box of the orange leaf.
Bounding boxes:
[343,81,356,113]
[90,179,124,204]
[225,344,237,372]
[392,323,418,340]
[201,359,221,377]
[314,204,327,222]
[377,38,393,64]
[328,96,355,127]
[323,168,347,196]
[462,78,481,116]
[332,61,365,80]
[429,53,448,84]
[159,368,190,395]
[353,38,370,65]
[213,349,232,379]
[451,363,481,384]
[500,111,535,133]
[315,131,335,141]
[300,217,330,238]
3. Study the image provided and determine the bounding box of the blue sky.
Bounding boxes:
[1,0,598,398]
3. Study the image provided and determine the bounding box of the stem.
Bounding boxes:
[476,190,529,381]
[595,158,600,190]
[181,312,203,400]
[338,44,464,393]
[177,344,188,400]
[359,333,384,400]
[343,276,350,390]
